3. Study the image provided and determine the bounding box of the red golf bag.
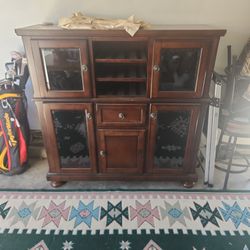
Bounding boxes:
[0,89,29,175]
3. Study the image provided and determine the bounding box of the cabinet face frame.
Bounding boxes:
[97,129,145,174]
[31,40,92,98]
[39,102,97,174]
[151,39,210,98]
[146,103,201,174]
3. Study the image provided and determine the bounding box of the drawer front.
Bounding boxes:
[96,104,147,127]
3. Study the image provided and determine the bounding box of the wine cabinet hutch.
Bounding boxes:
[16,24,226,187]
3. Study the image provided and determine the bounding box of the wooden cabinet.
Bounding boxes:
[31,40,91,98]
[147,103,203,174]
[98,129,145,174]
[151,40,210,98]
[38,103,97,184]
[16,24,226,187]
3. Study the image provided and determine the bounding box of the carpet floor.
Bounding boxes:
[0,189,250,250]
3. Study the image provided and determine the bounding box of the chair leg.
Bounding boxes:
[216,128,224,159]
[225,135,233,158]
[216,127,231,159]
[223,136,237,190]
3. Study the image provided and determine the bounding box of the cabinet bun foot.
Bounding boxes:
[183,181,196,188]
[50,181,66,188]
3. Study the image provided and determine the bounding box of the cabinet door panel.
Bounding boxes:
[31,40,91,98]
[41,48,83,91]
[151,40,209,98]
[147,104,201,173]
[98,129,145,174]
[41,103,96,173]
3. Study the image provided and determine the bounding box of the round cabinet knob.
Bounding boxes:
[99,150,106,157]
[81,64,88,72]
[86,112,92,120]
[150,112,157,120]
[153,65,160,72]
[118,113,125,120]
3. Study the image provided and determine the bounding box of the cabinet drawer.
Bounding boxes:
[96,104,147,127]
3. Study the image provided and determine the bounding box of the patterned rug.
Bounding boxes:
[0,190,250,250]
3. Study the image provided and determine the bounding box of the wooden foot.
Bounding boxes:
[183,181,196,188]
[50,181,66,188]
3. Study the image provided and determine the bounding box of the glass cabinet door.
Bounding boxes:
[147,104,201,173]
[31,40,91,98]
[151,40,209,98]
[41,103,96,173]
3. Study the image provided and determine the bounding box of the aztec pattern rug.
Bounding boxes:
[0,190,250,250]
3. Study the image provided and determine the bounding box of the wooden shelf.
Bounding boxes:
[95,64,147,81]
[94,44,147,63]
[93,41,147,91]
[96,81,146,96]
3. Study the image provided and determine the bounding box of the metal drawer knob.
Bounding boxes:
[82,64,88,72]
[86,112,92,120]
[100,150,106,157]
[150,112,157,120]
[153,65,160,72]
[118,113,125,120]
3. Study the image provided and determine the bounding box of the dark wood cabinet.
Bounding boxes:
[98,129,145,174]
[146,103,203,174]
[38,103,97,174]
[16,24,226,187]
[31,40,91,98]
[151,40,210,98]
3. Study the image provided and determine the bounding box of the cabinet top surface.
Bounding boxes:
[15,24,226,37]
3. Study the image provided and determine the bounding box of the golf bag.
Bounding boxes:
[0,51,30,175]
[0,89,29,175]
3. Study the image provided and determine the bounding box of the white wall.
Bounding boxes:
[0,0,249,128]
